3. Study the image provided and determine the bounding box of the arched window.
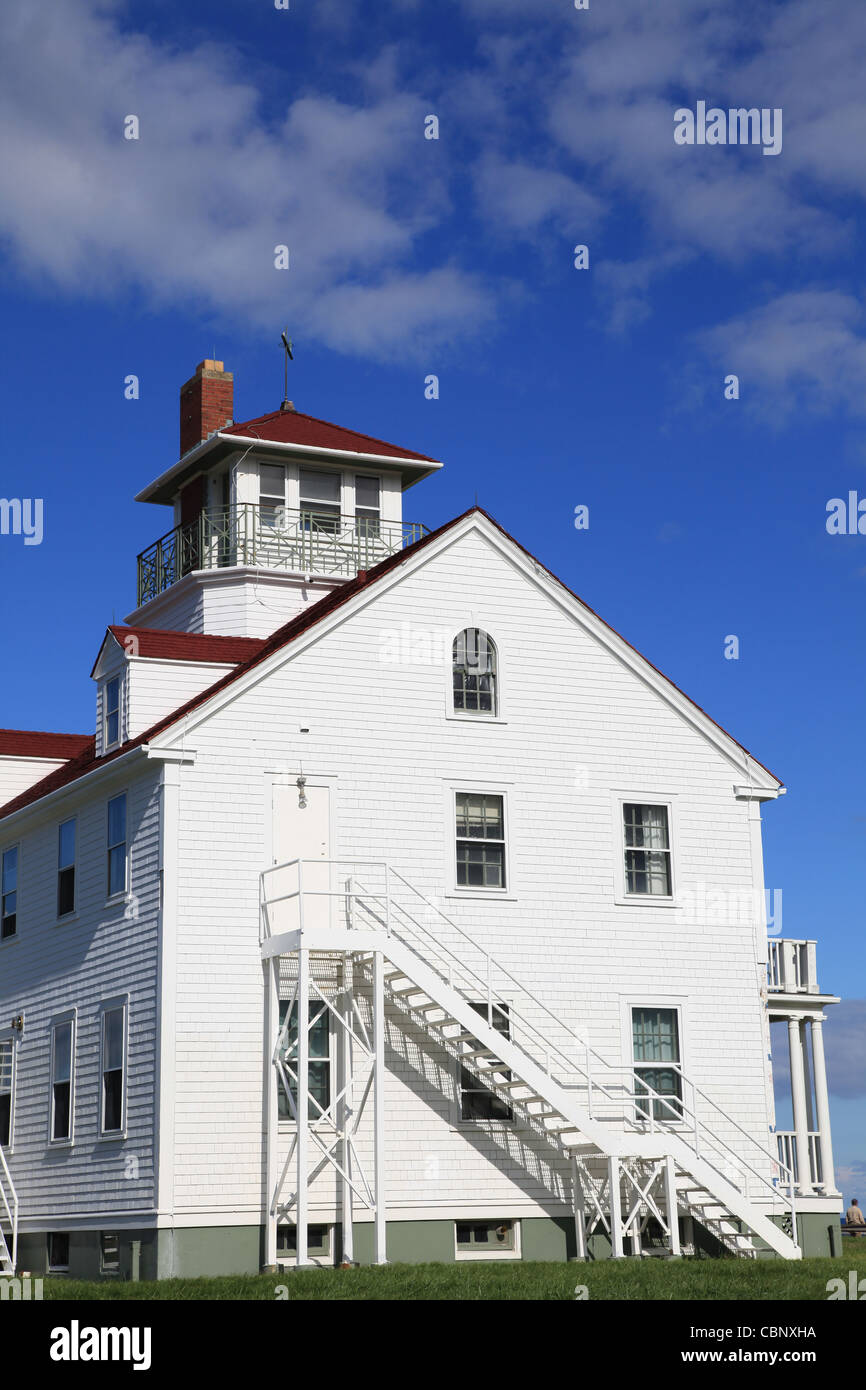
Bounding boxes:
[452,629,497,715]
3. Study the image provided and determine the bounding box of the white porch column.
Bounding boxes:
[608,1156,624,1258]
[664,1155,681,1256]
[373,950,387,1264]
[803,1021,816,1133]
[809,1017,837,1193]
[296,946,310,1266]
[788,1018,812,1193]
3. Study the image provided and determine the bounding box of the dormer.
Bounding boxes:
[91,626,267,751]
[128,360,442,638]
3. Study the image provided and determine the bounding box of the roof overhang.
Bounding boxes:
[135,432,443,506]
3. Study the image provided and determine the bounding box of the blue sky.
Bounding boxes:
[0,0,863,1188]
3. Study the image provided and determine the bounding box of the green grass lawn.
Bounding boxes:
[44,1236,866,1301]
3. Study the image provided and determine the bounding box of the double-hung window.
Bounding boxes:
[50,1018,74,1142]
[623,803,672,897]
[101,1005,126,1135]
[632,1007,683,1122]
[452,629,498,715]
[460,1002,513,1122]
[0,1039,13,1146]
[259,464,287,529]
[354,475,380,538]
[1,847,17,940]
[299,469,341,534]
[107,795,127,898]
[58,819,76,918]
[455,793,506,890]
[277,1000,331,1121]
[104,677,121,748]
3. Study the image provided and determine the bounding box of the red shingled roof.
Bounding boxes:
[0,508,782,822]
[226,408,439,463]
[0,730,92,760]
[107,627,266,665]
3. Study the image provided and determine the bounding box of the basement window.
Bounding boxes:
[455,1220,520,1260]
[100,1231,120,1274]
[277,1224,331,1260]
[47,1232,70,1272]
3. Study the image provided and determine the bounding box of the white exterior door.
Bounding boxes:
[271,782,331,934]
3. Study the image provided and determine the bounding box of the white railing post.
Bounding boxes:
[297,859,305,937]
[384,863,391,937]
[806,942,818,994]
[781,939,797,992]
[486,955,493,1028]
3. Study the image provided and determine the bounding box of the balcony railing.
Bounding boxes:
[768,939,820,995]
[137,505,429,607]
[776,1130,823,1188]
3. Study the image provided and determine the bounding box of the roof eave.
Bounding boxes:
[135,433,442,506]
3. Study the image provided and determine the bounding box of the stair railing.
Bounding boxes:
[0,1143,18,1274]
[260,858,797,1239]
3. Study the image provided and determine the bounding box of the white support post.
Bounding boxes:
[296,947,310,1266]
[809,1017,837,1192]
[663,1155,681,1256]
[264,956,279,1269]
[788,1018,811,1194]
[608,1156,624,1258]
[572,1158,587,1261]
[340,956,355,1264]
[803,1020,816,1134]
[373,950,387,1264]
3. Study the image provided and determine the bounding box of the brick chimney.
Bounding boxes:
[179,359,234,457]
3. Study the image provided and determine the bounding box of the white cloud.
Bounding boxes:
[696,291,866,418]
[0,0,494,359]
[474,156,604,237]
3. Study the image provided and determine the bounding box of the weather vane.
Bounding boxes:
[280,328,294,410]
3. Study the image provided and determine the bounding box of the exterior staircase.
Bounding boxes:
[0,1143,17,1275]
[261,859,800,1261]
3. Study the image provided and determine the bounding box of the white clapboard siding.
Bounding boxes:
[159,523,773,1223]
[0,768,162,1225]
[0,757,70,805]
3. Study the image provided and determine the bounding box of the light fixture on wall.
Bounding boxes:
[11,1014,23,1033]
[296,776,307,809]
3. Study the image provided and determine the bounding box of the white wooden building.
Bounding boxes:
[0,360,842,1280]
